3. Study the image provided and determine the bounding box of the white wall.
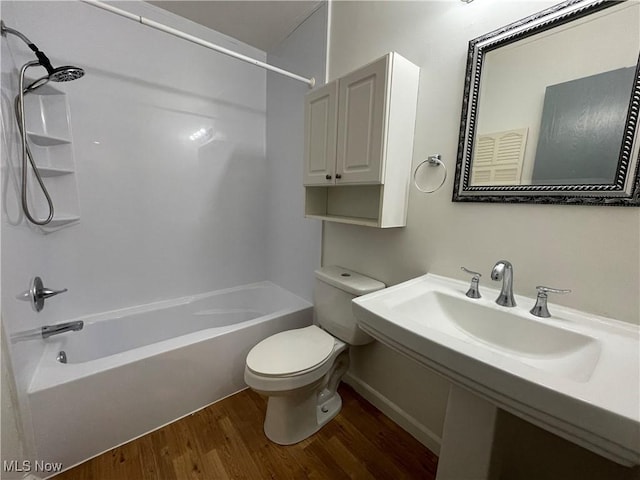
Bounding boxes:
[326,1,640,477]
[326,0,639,325]
[1,0,49,459]
[0,5,25,462]
[265,4,326,302]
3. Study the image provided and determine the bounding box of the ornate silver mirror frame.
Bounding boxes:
[453,0,640,206]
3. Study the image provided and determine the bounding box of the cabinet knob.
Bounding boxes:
[325,174,332,180]
[335,174,342,179]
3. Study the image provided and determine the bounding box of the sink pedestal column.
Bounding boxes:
[436,385,499,480]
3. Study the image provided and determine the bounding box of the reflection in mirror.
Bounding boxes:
[454,0,640,205]
[531,67,635,186]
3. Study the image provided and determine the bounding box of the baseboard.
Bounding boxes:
[344,372,442,455]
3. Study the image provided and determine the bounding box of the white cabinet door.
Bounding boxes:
[303,81,338,186]
[336,55,388,184]
[303,52,420,228]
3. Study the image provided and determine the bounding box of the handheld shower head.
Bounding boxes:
[2,21,86,226]
[49,65,85,82]
[22,64,85,94]
[1,21,85,84]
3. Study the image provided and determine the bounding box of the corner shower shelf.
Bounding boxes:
[42,216,80,229]
[23,88,81,233]
[37,166,75,177]
[27,132,72,146]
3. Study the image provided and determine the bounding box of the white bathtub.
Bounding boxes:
[27,282,312,472]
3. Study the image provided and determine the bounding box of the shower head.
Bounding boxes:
[23,64,85,93]
[49,66,85,82]
[1,22,85,84]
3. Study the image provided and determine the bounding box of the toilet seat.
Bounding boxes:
[246,325,335,377]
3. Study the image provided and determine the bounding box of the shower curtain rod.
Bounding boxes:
[80,0,316,88]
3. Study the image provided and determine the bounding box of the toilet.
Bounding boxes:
[244,266,385,445]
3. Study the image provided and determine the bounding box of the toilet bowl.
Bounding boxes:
[245,325,350,444]
[244,266,385,445]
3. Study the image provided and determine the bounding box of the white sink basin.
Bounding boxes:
[394,291,601,382]
[353,274,640,466]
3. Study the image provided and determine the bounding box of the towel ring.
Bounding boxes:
[413,154,447,193]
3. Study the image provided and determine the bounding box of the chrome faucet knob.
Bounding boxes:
[530,285,571,318]
[19,276,68,312]
[461,267,482,299]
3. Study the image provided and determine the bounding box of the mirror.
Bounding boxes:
[453,0,640,205]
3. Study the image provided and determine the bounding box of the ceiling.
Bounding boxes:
[149,1,324,52]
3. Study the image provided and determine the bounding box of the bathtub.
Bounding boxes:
[27,282,312,471]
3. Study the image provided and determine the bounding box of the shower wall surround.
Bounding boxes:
[1,0,323,469]
[265,5,326,301]
[1,0,264,396]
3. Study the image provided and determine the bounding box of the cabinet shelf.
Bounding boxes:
[304,214,380,228]
[27,132,71,146]
[305,185,406,228]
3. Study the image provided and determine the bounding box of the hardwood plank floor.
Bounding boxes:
[53,384,438,479]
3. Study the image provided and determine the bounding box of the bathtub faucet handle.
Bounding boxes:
[19,276,68,312]
[40,287,68,299]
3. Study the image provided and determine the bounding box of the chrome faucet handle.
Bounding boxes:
[530,285,571,318]
[461,267,482,299]
[19,277,68,312]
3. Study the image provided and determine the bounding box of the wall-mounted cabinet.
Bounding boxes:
[303,52,420,228]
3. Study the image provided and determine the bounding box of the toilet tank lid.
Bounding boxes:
[315,266,385,296]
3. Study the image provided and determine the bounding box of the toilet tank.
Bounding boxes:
[314,266,385,345]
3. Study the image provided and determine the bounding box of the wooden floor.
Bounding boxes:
[53,384,438,479]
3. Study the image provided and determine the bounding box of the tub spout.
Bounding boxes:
[42,321,83,339]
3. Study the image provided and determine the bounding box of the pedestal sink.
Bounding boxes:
[394,290,601,382]
[352,274,639,477]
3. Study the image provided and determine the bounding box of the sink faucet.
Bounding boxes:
[42,321,83,339]
[491,260,516,307]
